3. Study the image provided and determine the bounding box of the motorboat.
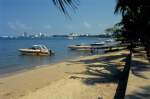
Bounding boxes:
[19,45,54,56]
[68,42,105,50]
[67,36,74,40]
[90,42,105,46]
[68,39,122,52]
[68,44,92,50]
[105,39,115,43]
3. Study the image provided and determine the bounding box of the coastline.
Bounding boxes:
[0,50,128,99]
[0,55,85,78]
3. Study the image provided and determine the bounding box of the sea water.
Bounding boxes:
[0,37,108,75]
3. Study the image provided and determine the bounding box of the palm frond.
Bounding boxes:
[52,0,79,15]
[114,0,127,14]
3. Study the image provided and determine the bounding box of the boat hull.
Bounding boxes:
[19,49,51,56]
[68,45,92,50]
[68,45,106,50]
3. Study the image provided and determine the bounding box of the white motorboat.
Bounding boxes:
[90,42,105,46]
[68,42,105,50]
[68,44,92,50]
[105,39,115,43]
[19,45,54,56]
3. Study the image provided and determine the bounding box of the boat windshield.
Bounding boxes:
[30,45,48,50]
[31,45,41,50]
[41,45,48,50]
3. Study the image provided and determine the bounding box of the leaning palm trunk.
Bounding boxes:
[144,41,150,59]
[141,35,150,60]
[114,43,132,99]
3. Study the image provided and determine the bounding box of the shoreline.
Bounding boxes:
[0,50,128,99]
[0,55,86,78]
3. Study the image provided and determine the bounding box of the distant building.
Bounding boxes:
[22,32,28,37]
[68,33,79,37]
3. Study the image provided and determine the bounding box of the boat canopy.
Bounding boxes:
[31,45,48,50]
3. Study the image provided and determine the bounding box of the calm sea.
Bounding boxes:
[0,37,108,75]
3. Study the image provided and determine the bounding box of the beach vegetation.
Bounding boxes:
[104,23,125,41]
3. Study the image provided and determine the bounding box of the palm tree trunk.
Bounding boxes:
[143,40,150,60]
[114,44,132,99]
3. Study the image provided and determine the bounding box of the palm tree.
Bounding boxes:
[114,0,150,60]
[115,0,150,58]
[115,0,140,40]
[114,0,150,98]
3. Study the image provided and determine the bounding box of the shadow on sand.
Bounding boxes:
[68,53,128,85]
[125,86,150,99]
[131,59,150,79]
[67,50,150,99]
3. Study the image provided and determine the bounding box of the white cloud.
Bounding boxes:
[8,22,17,30]
[44,25,52,29]
[8,21,31,30]
[83,21,91,28]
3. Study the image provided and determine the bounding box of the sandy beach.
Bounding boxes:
[125,51,150,99]
[1,49,146,99]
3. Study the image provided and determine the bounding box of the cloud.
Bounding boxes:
[98,23,109,28]
[8,21,31,31]
[8,22,17,30]
[83,21,91,28]
[44,25,52,29]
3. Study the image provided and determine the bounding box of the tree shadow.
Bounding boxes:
[68,52,128,85]
[131,59,150,79]
[74,54,127,65]
[67,49,150,99]
[125,86,150,99]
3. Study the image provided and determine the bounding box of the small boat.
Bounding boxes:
[19,45,54,56]
[68,42,105,50]
[68,44,92,50]
[67,36,74,40]
[105,39,115,43]
[90,42,105,46]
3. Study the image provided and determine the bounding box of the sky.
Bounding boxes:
[0,0,121,36]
